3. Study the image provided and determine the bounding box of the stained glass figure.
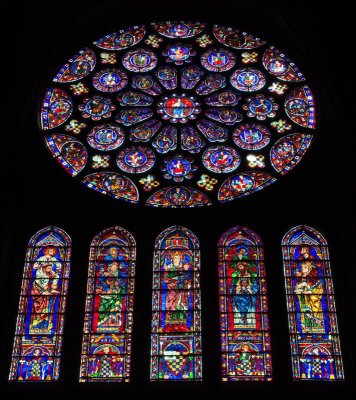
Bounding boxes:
[40,21,317,207]
[9,227,71,381]
[80,226,136,382]
[218,226,272,381]
[282,225,344,380]
[150,226,202,380]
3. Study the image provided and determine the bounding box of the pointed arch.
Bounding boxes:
[79,226,136,382]
[218,226,272,381]
[282,225,344,380]
[150,226,202,380]
[9,226,72,381]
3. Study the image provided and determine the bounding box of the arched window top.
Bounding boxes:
[282,225,328,247]
[28,226,71,247]
[218,225,263,247]
[90,225,136,248]
[154,225,199,251]
[40,21,317,209]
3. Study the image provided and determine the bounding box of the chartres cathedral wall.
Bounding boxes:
[1,0,355,396]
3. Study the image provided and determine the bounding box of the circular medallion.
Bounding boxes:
[202,145,241,173]
[92,68,128,92]
[169,24,190,37]
[166,157,191,178]
[230,68,266,92]
[123,49,158,72]
[168,46,191,62]
[201,48,236,72]
[233,123,271,150]
[87,124,125,151]
[158,94,200,123]
[116,146,155,173]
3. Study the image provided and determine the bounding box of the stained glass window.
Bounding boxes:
[150,226,202,380]
[9,226,71,381]
[218,226,272,381]
[39,21,316,208]
[282,225,344,380]
[79,226,136,382]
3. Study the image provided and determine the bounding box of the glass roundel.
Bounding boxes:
[40,21,317,207]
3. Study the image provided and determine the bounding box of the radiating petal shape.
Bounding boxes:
[117,91,153,106]
[196,119,228,142]
[131,75,162,95]
[115,108,153,126]
[181,126,205,153]
[152,126,177,153]
[129,119,162,142]
[155,66,178,89]
[205,91,240,106]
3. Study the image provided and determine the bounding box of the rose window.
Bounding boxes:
[40,21,316,208]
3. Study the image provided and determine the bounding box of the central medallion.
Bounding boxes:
[158,94,201,123]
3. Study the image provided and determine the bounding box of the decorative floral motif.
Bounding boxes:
[92,154,110,168]
[145,34,163,48]
[100,52,117,64]
[139,174,160,191]
[69,82,89,96]
[246,154,266,168]
[196,34,214,48]
[65,119,87,134]
[241,51,258,64]
[270,119,292,133]
[197,174,218,191]
[268,82,288,95]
